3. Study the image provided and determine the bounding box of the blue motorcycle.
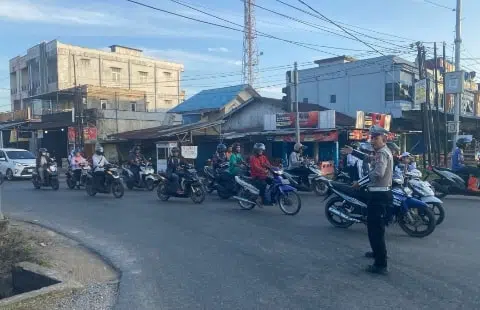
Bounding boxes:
[233,166,302,215]
[323,175,436,238]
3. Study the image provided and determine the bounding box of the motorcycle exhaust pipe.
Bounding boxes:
[328,207,361,223]
[232,196,257,205]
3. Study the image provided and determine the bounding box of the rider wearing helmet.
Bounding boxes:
[92,144,109,189]
[249,143,271,205]
[166,146,184,194]
[71,148,87,186]
[288,142,306,170]
[452,138,480,191]
[36,148,50,184]
[346,142,360,181]
[129,145,146,184]
[212,143,228,171]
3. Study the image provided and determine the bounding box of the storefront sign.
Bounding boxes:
[349,129,397,141]
[414,79,427,105]
[275,112,319,129]
[355,111,391,131]
[68,126,98,143]
[181,146,198,159]
[274,130,338,142]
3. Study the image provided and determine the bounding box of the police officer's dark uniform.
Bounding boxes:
[351,125,393,274]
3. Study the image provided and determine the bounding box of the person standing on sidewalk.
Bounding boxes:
[342,125,393,275]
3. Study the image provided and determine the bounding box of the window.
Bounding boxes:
[385,82,413,102]
[111,67,121,82]
[164,99,172,105]
[163,71,172,79]
[131,102,137,111]
[330,95,336,104]
[0,151,5,160]
[100,99,108,110]
[79,59,91,77]
[6,151,35,159]
[139,71,148,83]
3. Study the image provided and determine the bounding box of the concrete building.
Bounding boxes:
[286,55,417,118]
[9,40,185,113]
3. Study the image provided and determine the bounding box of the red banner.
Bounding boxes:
[275,130,338,142]
[275,112,319,129]
[68,127,97,142]
[68,127,76,143]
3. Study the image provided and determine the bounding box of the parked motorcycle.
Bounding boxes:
[66,163,90,189]
[85,164,124,198]
[324,175,436,238]
[157,164,205,204]
[283,160,327,196]
[428,166,480,198]
[404,169,445,225]
[122,161,157,191]
[232,166,302,215]
[32,159,59,190]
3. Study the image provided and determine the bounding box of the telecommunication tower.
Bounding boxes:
[242,0,259,87]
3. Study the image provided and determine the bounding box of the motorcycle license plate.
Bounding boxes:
[281,179,290,185]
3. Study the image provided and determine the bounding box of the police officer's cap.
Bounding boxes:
[369,125,389,137]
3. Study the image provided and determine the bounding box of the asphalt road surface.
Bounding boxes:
[2,180,480,310]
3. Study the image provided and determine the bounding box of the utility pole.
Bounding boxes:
[453,0,462,150]
[423,45,433,167]
[433,42,441,166]
[416,42,427,168]
[442,42,448,167]
[293,62,300,143]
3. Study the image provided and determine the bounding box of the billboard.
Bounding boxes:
[275,112,319,129]
[355,111,391,131]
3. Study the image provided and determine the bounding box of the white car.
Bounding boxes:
[0,148,37,180]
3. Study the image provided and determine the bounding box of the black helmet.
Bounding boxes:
[39,147,47,153]
[456,138,469,148]
[253,143,266,154]
[171,147,180,155]
[216,143,227,153]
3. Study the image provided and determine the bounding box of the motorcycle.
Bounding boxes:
[122,161,157,191]
[32,159,59,190]
[157,164,205,204]
[85,164,124,198]
[203,165,216,194]
[66,163,90,189]
[323,175,436,238]
[232,166,302,215]
[214,162,249,200]
[283,160,328,196]
[403,169,445,226]
[427,166,480,198]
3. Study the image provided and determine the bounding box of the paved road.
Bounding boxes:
[2,180,480,310]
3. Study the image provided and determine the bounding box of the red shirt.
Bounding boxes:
[250,154,270,179]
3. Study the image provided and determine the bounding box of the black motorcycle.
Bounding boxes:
[202,162,229,194]
[66,163,90,189]
[214,163,249,200]
[32,159,59,190]
[428,166,480,198]
[283,160,327,195]
[85,164,124,198]
[157,164,205,204]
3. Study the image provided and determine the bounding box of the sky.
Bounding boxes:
[0,0,479,112]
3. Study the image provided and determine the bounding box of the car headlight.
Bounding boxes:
[13,161,22,167]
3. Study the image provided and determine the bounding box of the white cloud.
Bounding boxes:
[259,86,283,99]
[143,48,241,68]
[0,0,118,26]
[208,47,229,53]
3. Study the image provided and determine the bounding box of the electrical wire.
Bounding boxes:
[423,0,455,11]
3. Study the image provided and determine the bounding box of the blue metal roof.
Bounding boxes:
[169,84,249,113]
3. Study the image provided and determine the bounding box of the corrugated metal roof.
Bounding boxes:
[169,84,249,113]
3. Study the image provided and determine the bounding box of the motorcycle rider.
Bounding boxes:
[452,138,480,191]
[226,145,233,161]
[212,144,228,170]
[342,125,393,275]
[36,148,50,184]
[166,147,185,194]
[288,143,306,170]
[229,143,244,176]
[71,148,87,187]
[129,145,146,185]
[397,152,416,174]
[249,143,271,205]
[92,145,109,190]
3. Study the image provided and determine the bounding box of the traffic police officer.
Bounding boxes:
[342,125,393,274]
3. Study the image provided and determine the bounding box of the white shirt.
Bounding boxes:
[92,154,109,172]
[288,152,302,169]
[40,156,47,165]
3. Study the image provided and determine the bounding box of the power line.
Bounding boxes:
[423,0,455,11]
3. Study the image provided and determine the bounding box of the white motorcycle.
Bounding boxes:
[122,161,157,191]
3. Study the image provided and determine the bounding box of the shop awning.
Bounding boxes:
[0,121,28,130]
[222,128,338,142]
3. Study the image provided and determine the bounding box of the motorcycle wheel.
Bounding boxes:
[428,202,445,226]
[313,180,329,196]
[431,180,448,199]
[112,181,124,198]
[51,178,59,191]
[32,176,41,189]
[190,184,206,204]
[86,180,97,196]
[324,196,355,228]
[237,189,255,210]
[157,184,170,201]
[398,207,436,238]
[145,179,155,191]
[66,177,75,189]
[217,189,231,200]
[278,191,301,215]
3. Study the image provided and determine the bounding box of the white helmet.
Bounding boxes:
[294,143,304,152]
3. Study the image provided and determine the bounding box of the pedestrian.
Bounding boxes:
[341,125,393,275]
